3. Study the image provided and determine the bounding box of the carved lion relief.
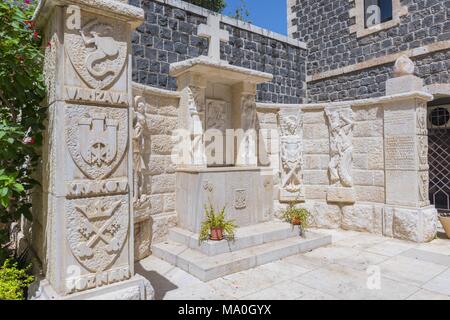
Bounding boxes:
[65,14,127,90]
[66,105,128,180]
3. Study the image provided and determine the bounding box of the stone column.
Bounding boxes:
[31,0,153,299]
[382,56,437,242]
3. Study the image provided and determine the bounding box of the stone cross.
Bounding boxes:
[197,14,229,61]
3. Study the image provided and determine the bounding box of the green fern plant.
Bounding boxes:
[199,204,236,243]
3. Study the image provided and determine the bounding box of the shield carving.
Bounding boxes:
[66,196,129,272]
[66,105,128,180]
[65,16,127,90]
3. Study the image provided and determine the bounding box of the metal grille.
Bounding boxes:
[428,106,450,214]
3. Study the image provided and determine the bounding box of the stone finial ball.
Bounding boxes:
[393,55,415,77]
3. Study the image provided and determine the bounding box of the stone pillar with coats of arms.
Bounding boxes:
[29,0,154,299]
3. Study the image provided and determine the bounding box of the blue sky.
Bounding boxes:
[223,0,287,35]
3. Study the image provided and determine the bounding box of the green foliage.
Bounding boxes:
[231,0,251,23]
[0,259,34,300]
[184,0,226,13]
[281,203,310,231]
[199,204,236,243]
[0,0,46,262]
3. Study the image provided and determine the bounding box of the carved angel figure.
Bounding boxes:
[326,107,354,188]
[80,20,120,79]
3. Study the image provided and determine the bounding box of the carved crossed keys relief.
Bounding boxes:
[65,15,127,90]
[280,110,303,195]
[67,196,129,272]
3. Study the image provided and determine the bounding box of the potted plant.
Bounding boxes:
[281,203,310,236]
[439,213,450,238]
[199,204,236,243]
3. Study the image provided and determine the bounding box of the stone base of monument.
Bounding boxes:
[152,220,331,282]
[29,275,154,300]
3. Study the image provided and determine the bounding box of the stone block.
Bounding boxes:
[303,170,329,185]
[327,187,356,204]
[385,75,424,95]
[303,123,329,139]
[353,105,382,121]
[151,174,175,194]
[303,139,329,154]
[355,186,385,203]
[305,202,342,229]
[353,120,383,137]
[342,204,383,234]
[150,212,178,244]
[303,111,326,124]
[150,135,174,155]
[146,114,178,135]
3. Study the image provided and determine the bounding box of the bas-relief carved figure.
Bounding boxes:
[187,86,206,165]
[65,15,127,90]
[206,99,228,132]
[234,189,247,209]
[279,110,304,198]
[133,96,150,210]
[325,107,354,188]
[241,95,257,131]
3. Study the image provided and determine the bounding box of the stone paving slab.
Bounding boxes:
[136,229,450,300]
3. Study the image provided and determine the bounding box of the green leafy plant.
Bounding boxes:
[281,203,310,235]
[0,259,34,300]
[0,0,46,262]
[199,204,236,243]
[184,0,226,13]
[231,0,251,23]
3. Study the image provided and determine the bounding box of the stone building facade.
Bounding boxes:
[130,0,307,104]
[288,0,450,102]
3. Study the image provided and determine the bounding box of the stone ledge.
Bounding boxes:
[150,0,307,49]
[133,82,181,98]
[307,40,450,82]
[33,0,145,28]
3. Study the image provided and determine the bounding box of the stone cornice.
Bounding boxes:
[33,0,144,29]
[307,40,450,82]
[132,82,181,98]
[169,56,273,84]
[257,91,433,111]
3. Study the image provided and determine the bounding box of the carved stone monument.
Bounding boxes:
[383,56,437,242]
[31,0,154,299]
[279,107,305,202]
[325,105,356,203]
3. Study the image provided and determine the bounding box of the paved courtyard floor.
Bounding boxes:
[136,228,450,300]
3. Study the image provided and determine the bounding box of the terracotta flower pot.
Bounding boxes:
[210,227,224,241]
[439,215,450,238]
[291,217,302,226]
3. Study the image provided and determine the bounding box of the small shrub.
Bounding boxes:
[199,204,236,243]
[0,259,33,300]
[281,203,310,235]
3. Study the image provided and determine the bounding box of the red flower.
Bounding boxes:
[24,0,30,4]
[23,136,35,145]
[47,41,52,48]
[33,31,39,40]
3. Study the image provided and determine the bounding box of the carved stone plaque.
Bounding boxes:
[385,136,416,170]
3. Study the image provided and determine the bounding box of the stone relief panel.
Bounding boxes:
[325,106,354,188]
[234,189,247,209]
[66,195,129,273]
[206,99,229,132]
[187,86,206,166]
[133,96,150,210]
[325,106,356,203]
[66,105,128,180]
[64,13,128,90]
[279,108,304,202]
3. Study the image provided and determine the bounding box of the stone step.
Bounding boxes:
[152,231,331,282]
[168,220,303,256]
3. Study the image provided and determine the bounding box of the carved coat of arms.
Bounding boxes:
[66,196,129,272]
[65,16,127,90]
[66,106,128,180]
